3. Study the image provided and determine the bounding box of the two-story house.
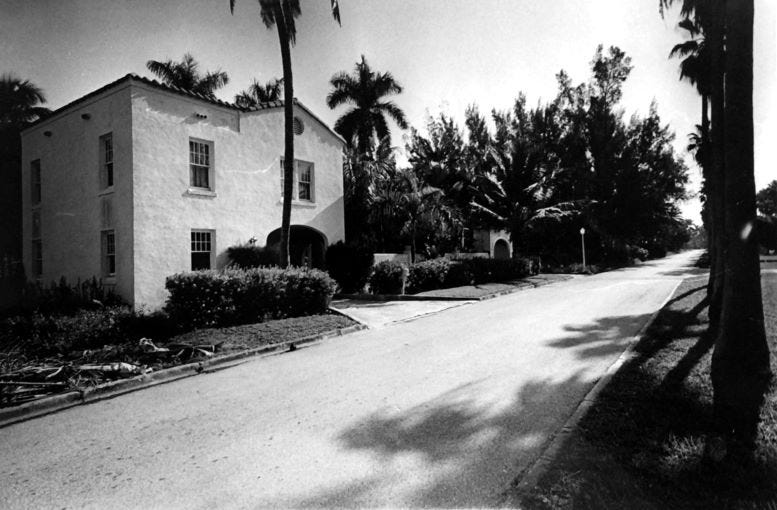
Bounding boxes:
[20,74,345,309]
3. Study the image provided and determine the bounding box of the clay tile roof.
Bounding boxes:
[23,73,345,143]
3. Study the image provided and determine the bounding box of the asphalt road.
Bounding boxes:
[0,250,703,509]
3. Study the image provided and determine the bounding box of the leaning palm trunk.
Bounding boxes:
[711,0,771,449]
[276,4,294,268]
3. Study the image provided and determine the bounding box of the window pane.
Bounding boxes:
[32,210,41,239]
[191,231,212,270]
[191,252,210,270]
[299,182,311,201]
[31,160,41,204]
[189,141,212,189]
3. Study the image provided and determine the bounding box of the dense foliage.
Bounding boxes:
[367,261,406,295]
[341,46,689,266]
[325,241,374,293]
[165,267,336,330]
[226,243,279,268]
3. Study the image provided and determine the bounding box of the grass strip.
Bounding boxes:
[515,272,777,509]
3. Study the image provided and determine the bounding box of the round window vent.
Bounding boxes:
[293,116,305,135]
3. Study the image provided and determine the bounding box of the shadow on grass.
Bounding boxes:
[518,276,777,510]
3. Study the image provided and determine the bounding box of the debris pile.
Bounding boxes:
[1,338,222,407]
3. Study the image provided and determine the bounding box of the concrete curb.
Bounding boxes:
[502,278,684,503]
[335,275,573,303]
[0,323,367,429]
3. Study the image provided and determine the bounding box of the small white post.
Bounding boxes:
[580,227,587,270]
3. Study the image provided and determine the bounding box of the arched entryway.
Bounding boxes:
[266,225,327,268]
[493,238,510,260]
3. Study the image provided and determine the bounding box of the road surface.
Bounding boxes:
[0,250,703,509]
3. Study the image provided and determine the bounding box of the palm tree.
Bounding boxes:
[326,55,408,155]
[234,78,283,107]
[0,75,51,126]
[229,0,340,268]
[145,53,229,99]
[710,0,771,452]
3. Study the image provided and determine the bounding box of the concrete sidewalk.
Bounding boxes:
[331,274,573,328]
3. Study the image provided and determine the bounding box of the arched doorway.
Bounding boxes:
[493,239,510,260]
[266,225,327,268]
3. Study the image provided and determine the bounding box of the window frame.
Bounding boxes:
[30,159,41,206]
[279,158,315,203]
[189,139,214,191]
[100,133,114,189]
[101,229,116,277]
[190,229,214,271]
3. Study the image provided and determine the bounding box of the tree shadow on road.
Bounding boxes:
[284,374,597,508]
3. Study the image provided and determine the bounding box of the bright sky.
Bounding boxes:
[2,0,775,224]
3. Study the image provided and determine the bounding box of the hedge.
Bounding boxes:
[226,243,279,268]
[165,267,337,330]
[405,257,537,294]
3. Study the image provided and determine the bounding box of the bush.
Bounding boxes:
[165,267,337,331]
[404,257,536,294]
[0,306,132,358]
[406,259,454,293]
[368,261,406,294]
[226,243,279,268]
[325,241,374,293]
[4,277,123,318]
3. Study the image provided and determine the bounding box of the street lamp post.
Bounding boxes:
[580,227,586,270]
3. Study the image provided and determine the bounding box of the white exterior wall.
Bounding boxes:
[130,83,344,308]
[20,85,134,302]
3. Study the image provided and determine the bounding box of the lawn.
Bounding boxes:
[511,270,777,509]
[1,312,357,407]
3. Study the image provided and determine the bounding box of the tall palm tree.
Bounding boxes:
[711,0,771,452]
[326,55,408,155]
[669,16,724,314]
[145,53,229,99]
[234,78,283,107]
[229,0,340,267]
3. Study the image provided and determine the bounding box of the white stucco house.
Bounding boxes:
[20,74,345,309]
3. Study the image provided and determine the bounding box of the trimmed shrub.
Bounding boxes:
[226,243,280,268]
[368,261,406,294]
[165,267,337,331]
[404,257,536,294]
[325,241,374,293]
[406,259,454,294]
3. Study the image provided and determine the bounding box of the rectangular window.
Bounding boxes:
[31,159,41,205]
[279,159,314,202]
[32,239,42,279]
[189,140,212,189]
[101,230,116,276]
[100,133,114,188]
[298,162,312,201]
[32,209,41,239]
[191,230,213,270]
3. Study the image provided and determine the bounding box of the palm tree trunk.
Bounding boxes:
[706,3,726,334]
[275,5,294,268]
[711,0,771,449]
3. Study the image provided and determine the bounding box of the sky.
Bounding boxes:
[2,0,775,224]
